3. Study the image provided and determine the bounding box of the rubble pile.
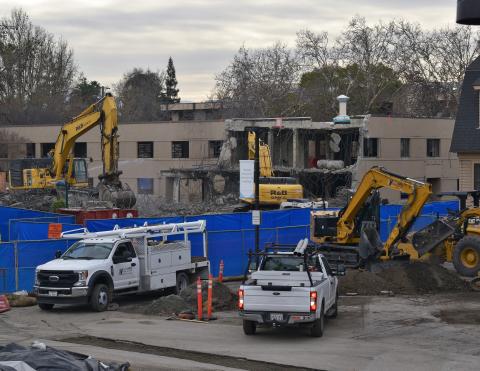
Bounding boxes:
[339,262,469,295]
[0,191,57,211]
[180,281,238,311]
[140,294,192,315]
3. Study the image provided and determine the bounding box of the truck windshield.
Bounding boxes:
[261,256,318,272]
[62,242,113,260]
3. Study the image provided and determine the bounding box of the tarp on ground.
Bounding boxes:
[0,343,129,371]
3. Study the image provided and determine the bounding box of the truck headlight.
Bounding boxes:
[73,270,88,287]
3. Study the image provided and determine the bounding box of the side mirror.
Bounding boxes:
[55,250,62,259]
[125,256,132,263]
[112,256,121,264]
[334,264,346,276]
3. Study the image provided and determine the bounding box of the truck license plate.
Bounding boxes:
[48,291,57,297]
[270,313,283,321]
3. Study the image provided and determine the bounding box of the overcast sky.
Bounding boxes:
[0,0,459,101]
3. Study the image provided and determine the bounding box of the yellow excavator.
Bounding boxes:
[239,131,304,209]
[8,94,136,208]
[311,166,431,266]
[312,166,480,277]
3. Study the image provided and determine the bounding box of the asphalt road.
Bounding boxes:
[1,293,480,370]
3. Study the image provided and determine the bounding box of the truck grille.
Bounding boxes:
[38,270,78,288]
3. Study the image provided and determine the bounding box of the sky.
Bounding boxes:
[0,0,459,101]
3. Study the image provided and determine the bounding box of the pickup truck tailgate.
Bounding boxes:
[243,286,310,312]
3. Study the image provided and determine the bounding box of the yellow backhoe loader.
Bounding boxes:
[8,94,135,208]
[239,131,304,209]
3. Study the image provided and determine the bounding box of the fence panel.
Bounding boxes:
[0,243,15,293]
[17,239,75,292]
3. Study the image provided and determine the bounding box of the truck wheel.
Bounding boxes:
[310,304,324,337]
[243,320,256,335]
[453,236,480,277]
[175,272,190,294]
[38,303,54,311]
[90,283,110,312]
[327,292,338,319]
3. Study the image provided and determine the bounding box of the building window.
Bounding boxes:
[400,138,410,158]
[74,142,87,158]
[41,143,55,158]
[363,138,378,158]
[26,143,35,158]
[172,141,189,158]
[137,178,154,194]
[137,142,153,158]
[209,140,223,158]
[426,139,440,157]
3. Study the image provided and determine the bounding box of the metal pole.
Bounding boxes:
[254,129,260,266]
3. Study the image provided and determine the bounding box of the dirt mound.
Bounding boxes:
[180,281,237,311]
[140,294,192,315]
[339,262,468,295]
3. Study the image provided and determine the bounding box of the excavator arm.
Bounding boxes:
[51,93,134,208]
[337,167,432,257]
[51,96,111,180]
[248,131,273,177]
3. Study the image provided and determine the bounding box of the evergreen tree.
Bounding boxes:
[165,57,180,103]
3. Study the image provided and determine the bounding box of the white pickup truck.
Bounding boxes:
[34,221,209,312]
[239,240,344,337]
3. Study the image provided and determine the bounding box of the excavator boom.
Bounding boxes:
[9,94,135,208]
[312,166,432,263]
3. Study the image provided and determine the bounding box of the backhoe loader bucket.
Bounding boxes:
[411,219,456,256]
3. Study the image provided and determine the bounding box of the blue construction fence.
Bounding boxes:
[0,200,460,293]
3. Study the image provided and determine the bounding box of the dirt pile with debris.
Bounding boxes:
[180,281,238,311]
[339,262,469,295]
[133,294,192,315]
[119,281,237,315]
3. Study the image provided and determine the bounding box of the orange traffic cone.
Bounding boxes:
[0,295,11,313]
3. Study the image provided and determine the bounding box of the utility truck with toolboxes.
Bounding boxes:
[34,221,209,311]
[239,239,344,337]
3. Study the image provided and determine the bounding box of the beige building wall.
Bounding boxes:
[457,153,480,192]
[1,120,225,198]
[355,116,459,202]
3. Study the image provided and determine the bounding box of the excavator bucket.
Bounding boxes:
[358,221,383,261]
[97,171,136,209]
[98,182,136,209]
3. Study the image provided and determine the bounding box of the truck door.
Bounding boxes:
[320,256,335,307]
[112,241,140,289]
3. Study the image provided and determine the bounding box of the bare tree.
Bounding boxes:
[214,43,301,118]
[0,9,76,124]
[391,21,479,117]
[296,18,402,120]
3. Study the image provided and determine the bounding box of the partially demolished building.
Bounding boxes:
[164,98,459,204]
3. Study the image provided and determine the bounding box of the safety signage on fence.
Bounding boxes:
[239,160,254,199]
[48,223,62,239]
